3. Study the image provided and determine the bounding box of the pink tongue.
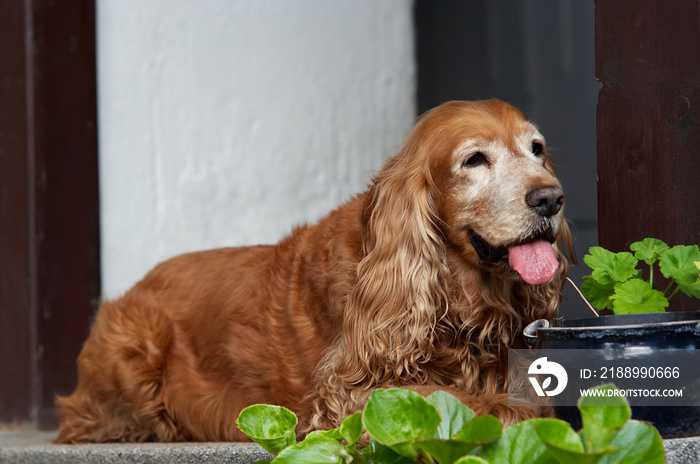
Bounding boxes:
[508,239,559,285]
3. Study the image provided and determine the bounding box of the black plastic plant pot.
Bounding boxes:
[523,312,700,438]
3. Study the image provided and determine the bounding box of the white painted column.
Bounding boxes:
[97,0,415,297]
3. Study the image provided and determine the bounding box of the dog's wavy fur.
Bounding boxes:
[55,100,573,443]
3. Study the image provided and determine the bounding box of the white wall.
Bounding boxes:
[97,0,416,297]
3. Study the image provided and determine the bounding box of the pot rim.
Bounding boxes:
[556,310,700,327]
[523,317,700,346]
[540,318,700,332]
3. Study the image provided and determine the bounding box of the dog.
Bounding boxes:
[55,99,573,443]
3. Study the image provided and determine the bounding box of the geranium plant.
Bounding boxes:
[580,238,700,314]
[236,384,664,464]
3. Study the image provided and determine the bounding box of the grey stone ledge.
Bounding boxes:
[0,430,273,464]
[1,430,699,463]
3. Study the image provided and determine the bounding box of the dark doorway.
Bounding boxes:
[415,0,600,319]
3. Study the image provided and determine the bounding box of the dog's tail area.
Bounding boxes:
[54,292,180,443]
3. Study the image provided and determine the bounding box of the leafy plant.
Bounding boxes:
[580,238,700,314]
[236,384,664,464]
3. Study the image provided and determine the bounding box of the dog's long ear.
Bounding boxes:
[556,219,576,266]
[339,136,452,385]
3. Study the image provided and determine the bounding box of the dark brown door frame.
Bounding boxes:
[0,0,100,428]
[596,0,700,312]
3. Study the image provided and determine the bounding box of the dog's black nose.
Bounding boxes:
[526,186,564,217]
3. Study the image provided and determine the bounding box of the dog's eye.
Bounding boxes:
[532,142,544,156]
[464,152,488,167]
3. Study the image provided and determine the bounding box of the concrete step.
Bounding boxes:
[1,429,699,463]
[0,430,273,464]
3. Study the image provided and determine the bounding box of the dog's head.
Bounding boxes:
[403,100,571,285]
[365,100,572,288]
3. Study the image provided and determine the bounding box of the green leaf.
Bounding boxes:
[339,412,363,447]
[677,279,700,298]
[659,245,700,298]
[659,245,700,285]
[535,419,584,453]
[610,279,668,314]
[581,276,616,310]
[426,390,475,439]
[479,419,557,464]
[237,404,298,455]
[305,428,342,441]
[453,414,502,445]
[584,248,640,285]
[597,421,665,464]
[630,238,669,265]
[578,384,630,453]
[272,436,346,464]
[362,388,441,459]
[416,415,501,464]
[535,419,613,464]
[417,439,479,464]
[454,458,489,464]
[361,439,416,464]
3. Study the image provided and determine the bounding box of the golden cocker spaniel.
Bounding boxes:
[55,100,572,443]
